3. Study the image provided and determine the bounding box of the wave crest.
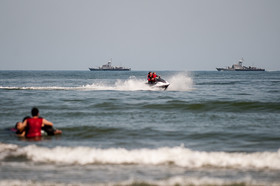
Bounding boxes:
[1,143,279,170]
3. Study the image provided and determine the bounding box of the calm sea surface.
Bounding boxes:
[0,70,279,186]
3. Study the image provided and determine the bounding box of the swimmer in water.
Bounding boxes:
[14,121,26,137]
[20,107,62,138]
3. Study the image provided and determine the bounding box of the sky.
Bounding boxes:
[0,0,279,71]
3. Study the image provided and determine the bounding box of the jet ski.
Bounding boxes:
[147,77,170,90]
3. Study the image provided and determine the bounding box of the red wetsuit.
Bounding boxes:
[26,118,43,138]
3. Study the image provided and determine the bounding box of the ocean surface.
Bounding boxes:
[0,70,279,186]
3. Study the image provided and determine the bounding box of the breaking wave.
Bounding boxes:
[1,143,279,170]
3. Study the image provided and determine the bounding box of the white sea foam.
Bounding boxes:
[82,78,154,91]
[167,72,193,91]
[0,73,194,91]
[0,86,78,90]
[82,73,194,91]
[0,176,277,186]
[1,143,279,170]
[0,81,151,91]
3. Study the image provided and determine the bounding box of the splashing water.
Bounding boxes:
[166,72,193,91]
[83,78,153,91]
[83,73,193,91]
[0,73,194,91]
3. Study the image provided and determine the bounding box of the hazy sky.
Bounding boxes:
[0,0,279,71]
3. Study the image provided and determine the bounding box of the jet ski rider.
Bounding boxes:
[147,72,159,84]
[147,72,153,84]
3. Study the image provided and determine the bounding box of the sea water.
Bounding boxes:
[0,70,279,186]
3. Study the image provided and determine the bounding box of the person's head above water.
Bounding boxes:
[31,107,39,117]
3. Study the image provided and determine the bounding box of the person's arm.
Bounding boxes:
[17,131,25,137]
[42,119,53,127]
[18,120,27,137]
[21,120,27,129]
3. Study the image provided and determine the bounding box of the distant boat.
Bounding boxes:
[216,58,265,71]
[89,59,131,71]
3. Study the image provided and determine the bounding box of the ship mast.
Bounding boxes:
[238,57,244,67]
[108,58,112,67]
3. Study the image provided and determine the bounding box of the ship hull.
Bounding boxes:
[216,68,265,71]
[216,68,234,71]
[235,69,265,71]
[89,68,131,71]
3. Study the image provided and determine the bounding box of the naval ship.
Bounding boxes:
[216,58,265,71]
[89,59,131,71]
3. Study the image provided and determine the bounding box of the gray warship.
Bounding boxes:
[216,58,265,71]
[89,59,131,71]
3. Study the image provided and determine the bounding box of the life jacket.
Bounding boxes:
[26,118,43,138]
[147,74,154,82]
